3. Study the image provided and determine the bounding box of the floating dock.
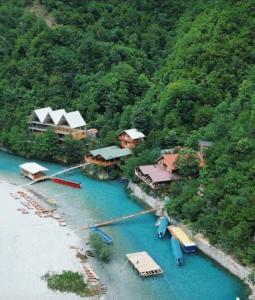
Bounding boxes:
[126,251,163,277]
[168,225,197,253]
[51,177,81,188]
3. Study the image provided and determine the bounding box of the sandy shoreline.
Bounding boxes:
[0,180,102,300]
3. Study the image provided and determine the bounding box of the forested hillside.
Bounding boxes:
[0,0,254,267]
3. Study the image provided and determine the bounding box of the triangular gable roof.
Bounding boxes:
[124,128,145,139]
[44,109,66,125]
[58,111,86,129]
[31,107,52,123]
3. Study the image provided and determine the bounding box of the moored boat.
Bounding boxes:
[171,237,184,266]
[157,217,169,238]
[91,225,113,245]
[51,177,81,188]
[168,225,197,253]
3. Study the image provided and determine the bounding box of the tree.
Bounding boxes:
[175,149,200,177]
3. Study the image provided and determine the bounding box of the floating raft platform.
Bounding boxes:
[126,251,163,277]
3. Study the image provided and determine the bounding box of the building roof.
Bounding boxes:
[168,226,196,247]
[138,165,179,183]
[31,107,86,128]
[126,251,162,274]
[90,145,132,160]
[19,162,48,174]
[59,111,86,129]
[48,109,66,125]
[124,128,145,140]
[199,140,213,147]
[32,107,52,123]
[157,154,178,172]
[86,128,98,136]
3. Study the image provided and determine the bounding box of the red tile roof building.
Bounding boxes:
[136,152,204,189]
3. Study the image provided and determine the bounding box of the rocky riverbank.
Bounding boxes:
[128,181,255,299]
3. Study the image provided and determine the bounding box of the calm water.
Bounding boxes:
[0,151,249,300]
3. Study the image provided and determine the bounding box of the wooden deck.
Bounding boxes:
[126,251,163,277]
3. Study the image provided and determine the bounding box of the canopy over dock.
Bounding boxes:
[20,162,48,180]
[126,251,163,277]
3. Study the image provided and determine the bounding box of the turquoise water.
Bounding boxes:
[0,151,249,300]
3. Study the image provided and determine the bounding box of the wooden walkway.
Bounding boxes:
[20,163,90,187]
[80,207,158,230]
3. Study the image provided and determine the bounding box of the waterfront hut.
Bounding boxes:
[135,150,205,189]
[19,162,48,180]
[85,145,132,167]
[118,128,145,149]
[135,165,180,189]
[168,225,197,253]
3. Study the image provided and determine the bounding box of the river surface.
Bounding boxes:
[0,151,249,300]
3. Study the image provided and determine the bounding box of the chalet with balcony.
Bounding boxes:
[118,128,145,149]
[85,145,132,167]
[29,107,87,140]
[135,153,180,189]
[135,152,204,189]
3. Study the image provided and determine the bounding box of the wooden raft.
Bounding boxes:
[126,251,163,277]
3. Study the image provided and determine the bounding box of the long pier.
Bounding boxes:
[80,207,158,230]
[20,163,90,187]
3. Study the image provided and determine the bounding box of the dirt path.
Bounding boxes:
[29,1,56,28]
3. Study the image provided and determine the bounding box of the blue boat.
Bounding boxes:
[91,225,113,245]
[157,217,169,238]
[171,237,184,266]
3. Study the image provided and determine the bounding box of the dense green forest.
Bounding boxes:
[0,0,254,267]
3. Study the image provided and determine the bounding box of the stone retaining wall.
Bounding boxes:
[128,181,255,299]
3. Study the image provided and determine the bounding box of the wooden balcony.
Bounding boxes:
[29,122,86,140]
[85,156,119,167]
[135,168,157,189]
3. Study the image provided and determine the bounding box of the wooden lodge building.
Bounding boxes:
[29,107,87,140]
[135,152,204,189]
[20,162,48,180]
[85,145,132,167]
[118,128,145,149]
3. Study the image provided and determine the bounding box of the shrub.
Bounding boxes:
[89,233,113,262]
[43,271,98,297]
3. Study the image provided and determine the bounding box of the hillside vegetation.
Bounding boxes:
[0,0,254,266]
